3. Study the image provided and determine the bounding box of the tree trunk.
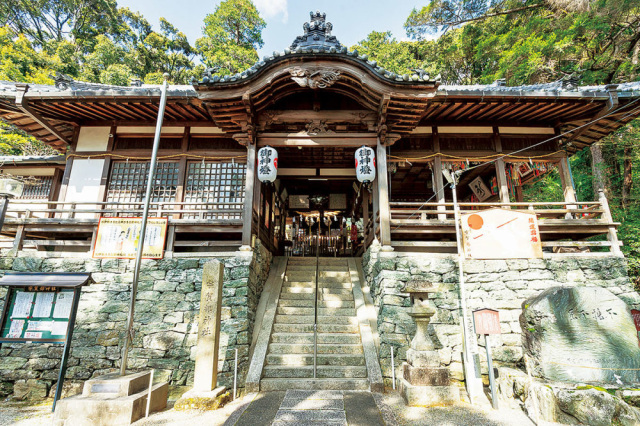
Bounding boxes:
[591,142,610,199]
[622,145,633,210]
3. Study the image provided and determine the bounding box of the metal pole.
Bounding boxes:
[391,345,395,390]
[451,172,480,404]
[314,214,320,379]
[145,369,155,417]
[120,78,169,376]
[0,195,9,231]
[485,334,498,409]
[234,348,238,400]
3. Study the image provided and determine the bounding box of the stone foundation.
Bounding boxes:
[362,247,640,389]
[0,241,271,399]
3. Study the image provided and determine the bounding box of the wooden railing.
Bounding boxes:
[1,200,244,256]
[387,198,622,256]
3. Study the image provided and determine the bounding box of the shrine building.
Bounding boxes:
[0,12,639,400]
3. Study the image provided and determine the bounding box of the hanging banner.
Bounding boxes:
[461,208,543,259]
[93,217,168,259]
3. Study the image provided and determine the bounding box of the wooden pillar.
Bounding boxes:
[362,189,370,244]
[433,128,447,220]
[599,190,622,256]
[240,143,256,250]
[372,179,379,238]
[376,138,393,250]
[493,130,510,205]
[558,156,577,204]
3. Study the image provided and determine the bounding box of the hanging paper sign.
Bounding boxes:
[258,146,278,183]
[355,146,376,183]
[93,217,168,259]
[461,208,543,259]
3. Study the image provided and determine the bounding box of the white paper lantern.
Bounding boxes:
[257,146,278,183]
[355,146,376,183]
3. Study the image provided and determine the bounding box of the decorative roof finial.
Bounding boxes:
[290,12,342,51]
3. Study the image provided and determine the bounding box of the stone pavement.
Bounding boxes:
[228,390,384,425]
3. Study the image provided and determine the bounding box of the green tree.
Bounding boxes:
[196,0,266,75]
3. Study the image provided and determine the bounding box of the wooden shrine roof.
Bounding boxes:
[1,10,639,154]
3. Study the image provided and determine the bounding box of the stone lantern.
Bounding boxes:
[398,279,460,406]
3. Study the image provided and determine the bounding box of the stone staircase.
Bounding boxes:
[260,257,369,391]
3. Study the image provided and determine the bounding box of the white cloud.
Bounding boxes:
[253,0,289,23]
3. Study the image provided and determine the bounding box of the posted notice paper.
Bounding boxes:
[53,292,73,319]
[12,292,34,318]
[32,292,54,318]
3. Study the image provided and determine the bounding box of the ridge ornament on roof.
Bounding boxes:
[290,11,342,51]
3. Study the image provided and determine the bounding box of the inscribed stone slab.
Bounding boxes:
[193,260,224,392]
[520,286,640,386]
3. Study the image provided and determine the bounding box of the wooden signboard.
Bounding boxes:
[289,195,309,209]
[0,273,92,412]
[461,208,543,259]
[93,217,168,259]
[473,308,501,409]
[473,309,501,335]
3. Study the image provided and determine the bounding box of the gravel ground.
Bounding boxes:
[0,390,536,426]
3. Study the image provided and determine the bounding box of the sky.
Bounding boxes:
[116,0,425,56]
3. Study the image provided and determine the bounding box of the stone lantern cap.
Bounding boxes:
[403,279,440,294]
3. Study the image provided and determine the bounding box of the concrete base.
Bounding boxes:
[174,386,229,411]
[398,377,460,407]
[53,372,168,426]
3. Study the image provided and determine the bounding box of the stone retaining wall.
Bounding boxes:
[362,247,640,389]
[0,241,271,399]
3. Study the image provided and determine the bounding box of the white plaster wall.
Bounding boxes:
[76,127,111,152]
[64,159,105,218]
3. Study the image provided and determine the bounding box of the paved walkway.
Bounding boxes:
[1,390,536,425]
[228,390,385,425]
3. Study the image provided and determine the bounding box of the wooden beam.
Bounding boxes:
[558,156,577,205]
[14,84,71,147]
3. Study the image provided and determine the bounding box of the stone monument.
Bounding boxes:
[175,260,229,410]
[398,279,460,406]
[521,286,640,386]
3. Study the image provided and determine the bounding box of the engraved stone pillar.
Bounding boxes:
[399,279,460,406]
[193,260,225,391]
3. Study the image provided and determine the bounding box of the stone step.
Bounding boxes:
[272,323,359,334]
[270,333,361,345]
[275,315,314,324]
[284,277,316,284]
[317,315,358,325]
[260,378,369,391]
[286,272,319,280]
[317,282,352,289]
[319,293,353,301]
[286,265,317,271]
[267,343,364,355]
[262,366,367,379]
[317,307,355,316]
[277,307,314,315]
[278,299,314,307]
[279,292,315,300]
[281,287,314,294]
[287,258,317,264]
[319,271,351,278]
[319,300,355,308]
[317,267,350,272]
[317,259,349,265]
[320,288,353,295]
[266,353,366,367]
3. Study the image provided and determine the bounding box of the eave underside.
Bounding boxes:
[0,91,638,154]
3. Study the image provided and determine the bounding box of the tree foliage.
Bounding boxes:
[196,0,266,75]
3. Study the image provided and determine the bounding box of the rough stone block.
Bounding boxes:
[398,377,460,406]
[403,363,450,386]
